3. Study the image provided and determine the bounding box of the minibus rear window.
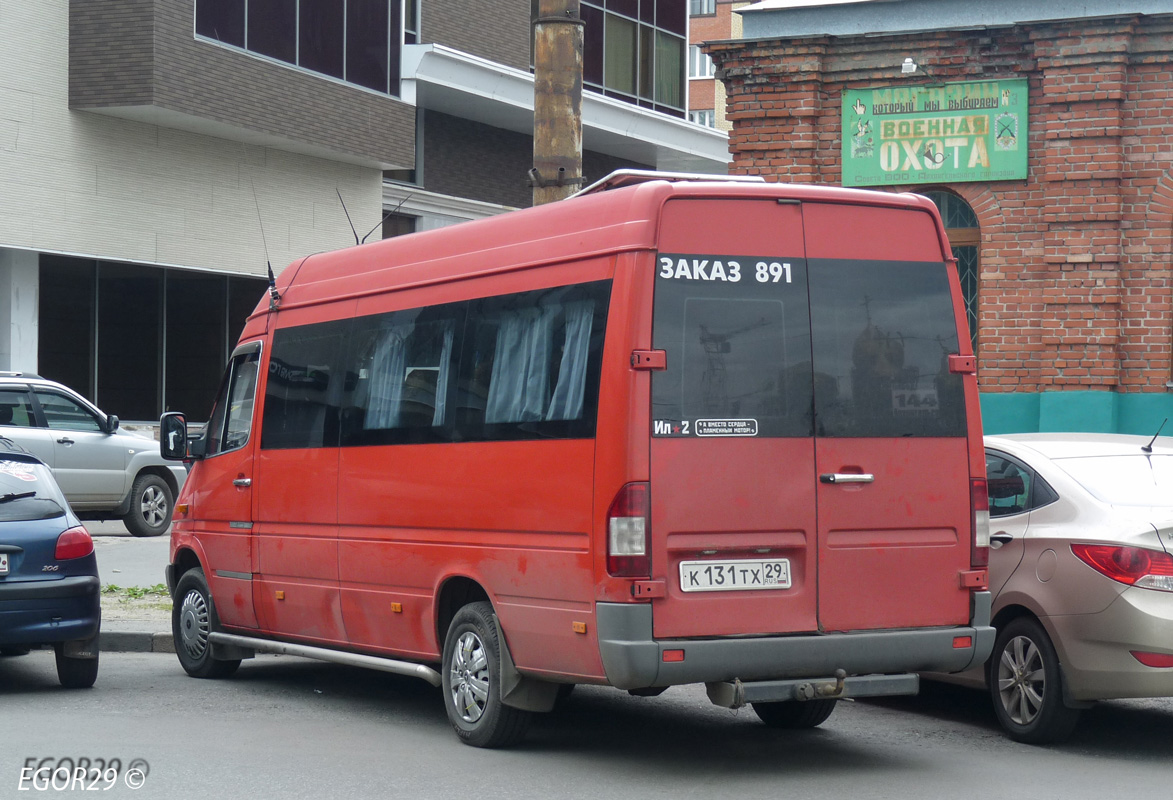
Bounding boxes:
[808,259,966,438]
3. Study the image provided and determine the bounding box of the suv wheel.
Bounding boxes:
[123,474,173,537]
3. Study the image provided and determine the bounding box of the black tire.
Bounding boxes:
[752,699,837,729]
[173,567,240,679]
[123,473,173,537]
[989,616,1081,744]
[1,645,32,656]
[54,646,98,688]
[442,601,532,748]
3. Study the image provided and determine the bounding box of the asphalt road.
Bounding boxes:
[2,649,1170,800]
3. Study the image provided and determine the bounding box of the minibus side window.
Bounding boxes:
[342,305,463,445]
[808,259,966,438]
[260,321,346,449]
[460,281,609,441]
[205,347,261,457]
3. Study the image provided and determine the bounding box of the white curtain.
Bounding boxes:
[546,300,594,421]
[431,323,455,426]
[365,324,410,429]
[485,306,558,423]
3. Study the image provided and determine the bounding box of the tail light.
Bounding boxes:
[607,482,649,578]
[55,526,94,560]
[1071,544,1173,592]
[971,477,990,568]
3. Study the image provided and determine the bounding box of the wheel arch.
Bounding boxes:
[434,576,491,652]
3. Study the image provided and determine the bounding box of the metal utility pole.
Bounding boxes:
[531,0,584,205]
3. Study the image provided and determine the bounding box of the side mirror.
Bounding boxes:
[160,412,189,460]
[106,414,120,434]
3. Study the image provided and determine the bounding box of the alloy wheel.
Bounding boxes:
[996,634,1045,725]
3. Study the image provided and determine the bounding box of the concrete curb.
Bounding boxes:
[100,631,175,654]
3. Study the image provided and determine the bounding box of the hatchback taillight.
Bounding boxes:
[55,526,94,560]
[607,482,649,578]
[1072,544,1173,592]
[971,477,990,568]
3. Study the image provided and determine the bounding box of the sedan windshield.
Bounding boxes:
[1055,454,1173,507]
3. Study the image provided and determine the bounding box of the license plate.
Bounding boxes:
[679,558,791,593]
[0,552,7,575]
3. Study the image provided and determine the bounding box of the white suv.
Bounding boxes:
[0,373,187,536]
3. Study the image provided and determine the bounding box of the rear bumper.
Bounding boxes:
[597,593,994,690]
[1047,585,1173,701]
[0,576,101,645]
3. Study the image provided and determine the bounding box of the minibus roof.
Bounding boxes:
[260,175,943,317]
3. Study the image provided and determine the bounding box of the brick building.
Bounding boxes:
[688,0,749,130]
[708,0,1173,434]
[1,0,728,422]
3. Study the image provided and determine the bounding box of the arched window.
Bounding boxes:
[923,191,979,353]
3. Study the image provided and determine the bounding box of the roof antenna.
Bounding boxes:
[337,189,360,246]
[250,178,280,311]
[360,194,413,244]
[1142,418,1167,453]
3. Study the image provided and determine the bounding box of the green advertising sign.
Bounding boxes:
[841,79,1028,187]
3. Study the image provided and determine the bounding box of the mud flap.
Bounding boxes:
[492,615,559,713]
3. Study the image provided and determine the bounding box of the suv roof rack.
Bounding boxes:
[0,371,42,379]
[573,169,767,198]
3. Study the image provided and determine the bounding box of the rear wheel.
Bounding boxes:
[54,646,98,688]
[752,699,837,729]
[442,601,531,748]
[173,567,240,679]
[124,474,173,537]
[989,616,1081,744]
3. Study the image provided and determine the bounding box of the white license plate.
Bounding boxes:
[0,552,7,575]
[679,558,791,593]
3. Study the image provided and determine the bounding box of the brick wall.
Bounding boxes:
[708,15,1173,396]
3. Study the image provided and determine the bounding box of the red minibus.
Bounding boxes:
[161,171,993,747]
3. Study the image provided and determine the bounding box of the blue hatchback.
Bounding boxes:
[0,437,100,687]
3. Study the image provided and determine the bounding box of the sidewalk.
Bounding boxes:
[100,594,174,654]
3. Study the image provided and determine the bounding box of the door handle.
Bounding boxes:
[819,473,875,484]
[232,477,252,488]
[57,437,74,446]
[990,532,1014,547]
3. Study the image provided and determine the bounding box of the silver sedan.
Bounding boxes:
[938,433,1173,744]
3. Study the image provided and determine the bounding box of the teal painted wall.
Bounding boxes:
[980,391,1173,435]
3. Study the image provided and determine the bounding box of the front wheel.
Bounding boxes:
[173,567,240,679]
[989,617,1081,744]
[123,474,173,537]
[752,699,837,729]
[442,601,531,748]
[55,646,98,688]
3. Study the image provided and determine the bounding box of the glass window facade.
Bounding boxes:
[38,255,268,423]
[194,0,403,95]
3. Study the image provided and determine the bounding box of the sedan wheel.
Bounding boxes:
[989,617,1081,744]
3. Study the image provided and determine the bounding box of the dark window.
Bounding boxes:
[0,390,36,428]
[609,0,639,17]
[340,281,611,447]
[34,391,102,433]
[986,451,1057,517]
[341,305,462,445]
[808,259,966,438]
[38,256,95,400]
[205,346,261,456]
[382,212,417,239]
[98,262,161,421]
[166,271,227,420]
[653,253,813,438]
[657,0,687,34]
[299,0,344,79]
[261,321,346,449]
[581,3,605,86]
[689,0,715,15]
[246,0,297,63]
[195,0,245,47]
[347,0,392,93]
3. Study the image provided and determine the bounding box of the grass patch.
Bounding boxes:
[102,583,170,602]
